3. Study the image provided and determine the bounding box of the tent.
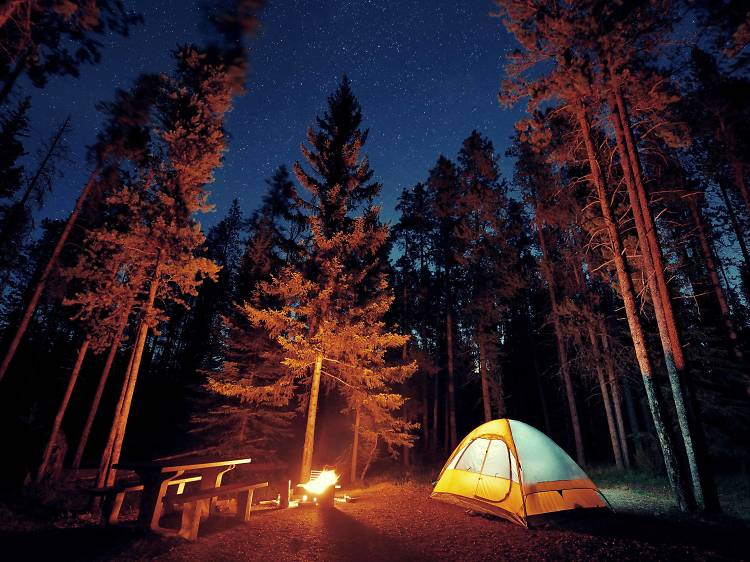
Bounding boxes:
[431,419,609,527]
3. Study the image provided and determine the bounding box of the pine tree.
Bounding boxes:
[230,78,416,483]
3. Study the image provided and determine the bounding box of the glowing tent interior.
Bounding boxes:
[431,419,609,527]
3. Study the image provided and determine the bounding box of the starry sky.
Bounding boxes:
[24,1,521,229]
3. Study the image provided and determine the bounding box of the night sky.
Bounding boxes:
[23,1,520,229]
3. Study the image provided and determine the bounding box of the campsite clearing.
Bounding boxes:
[2,479,745,561]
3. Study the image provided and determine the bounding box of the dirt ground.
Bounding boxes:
[2,481,747,561]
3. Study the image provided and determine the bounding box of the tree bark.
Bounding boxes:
[446,309,457,450]
[105,257,161,485]
[300,351,323,484]
[575,102,689,511]
[350,402,361,483]
[689,198,742,359]
[95,323,139,494]
[72,305,132,469]
[612,92,711,511]
[359,435,379,482]
[0,168,99,384]
[35,335,91,483]
[479,334,491,422]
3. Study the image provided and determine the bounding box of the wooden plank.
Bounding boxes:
[115,457,251,474]
[171,481,269,504]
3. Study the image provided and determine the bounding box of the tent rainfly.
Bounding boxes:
[431,419,609,527]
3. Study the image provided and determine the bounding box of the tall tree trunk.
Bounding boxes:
[598,317,631,468]
[300,352,324,484]
[359,435,379,482]
[35,335,91,482]
[536,224,585,465]
[612,92,714,511]
[446,309,457,450]
[95,325,139,495]
[689,198,742,359]
[72,305,132,469]
[0,168,99,384]
[575,101,689,511]
[350,402,361,483]
[105,257,161,485]
[586,325,623,469]
[479,334,491,422]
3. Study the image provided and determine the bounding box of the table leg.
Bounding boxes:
[137,470,184,532]
[200,465,235,515]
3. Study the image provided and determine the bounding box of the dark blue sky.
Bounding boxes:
[24,1,521,229]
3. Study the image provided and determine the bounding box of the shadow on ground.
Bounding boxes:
[531,508,748,559]
[0,525,175,562]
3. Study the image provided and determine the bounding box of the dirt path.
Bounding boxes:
[148,483,745,562]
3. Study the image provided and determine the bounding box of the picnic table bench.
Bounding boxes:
[171,480,269,540]
[88,474,201,525]
[110,457,255,535]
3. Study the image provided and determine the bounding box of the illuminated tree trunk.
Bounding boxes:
[575,102,689,511]
[72,305,132,469]
[0,168,99,384]
[598,317,631,468]
[586,326,623,469]
[300,351,323,484]
[446,309,457,449]
[36,335,91,483]
[537,223,585,466]
[359,435,378,482]
[611,92,710,511]
[105,258,161,485]
[350,402,361,483]
[95,322,138,494]
[688,198,742,359]
[479,335,491,422]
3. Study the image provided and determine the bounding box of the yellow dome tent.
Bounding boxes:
[431,419,609,527]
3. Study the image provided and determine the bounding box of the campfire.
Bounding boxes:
[294,469,341,508]
[300,470,338,496]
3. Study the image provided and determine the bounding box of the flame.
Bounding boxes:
[300,470,338,496]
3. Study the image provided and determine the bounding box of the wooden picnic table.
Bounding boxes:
[114,456,251,533]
